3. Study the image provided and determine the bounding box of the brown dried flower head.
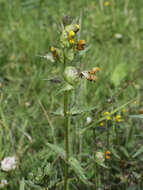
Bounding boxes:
[77,40,86,50]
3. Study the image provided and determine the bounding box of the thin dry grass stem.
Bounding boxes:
[39,100,56,144]
[99,0,104,12]
[124,0,129,12]
[17,142,23,169]
[77,11,82,40]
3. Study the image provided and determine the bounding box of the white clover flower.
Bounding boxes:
[1,179,8,187]
[86,117,92,124]
[1,156,17,171]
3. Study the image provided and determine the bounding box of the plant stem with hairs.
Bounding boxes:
[93,129,98,190]
[63,52,69,190]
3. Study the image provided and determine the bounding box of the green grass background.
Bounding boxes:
[0,0,143,189]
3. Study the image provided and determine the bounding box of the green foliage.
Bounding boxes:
[0,0,143,189]
[19,178,25,190]
[111,63,127,87]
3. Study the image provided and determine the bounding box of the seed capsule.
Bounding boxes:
[64,66,81,86]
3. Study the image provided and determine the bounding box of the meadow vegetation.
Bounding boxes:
[0,0,143,189]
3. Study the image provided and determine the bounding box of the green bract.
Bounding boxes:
[95,152,105,164]
[60,30,70,48]
[60,24,77,48]
[64,66,81,86]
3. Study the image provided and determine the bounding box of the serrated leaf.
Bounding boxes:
[19,178,25,190]
[66,48,74,61]
[52,108,64,116]
[119,146,129,158]
[25,180,43,190]
[47,143,65,159]
[111,148,120,159]
[95,161,108,168]
[56,83,74,95]
[69,157,92,185]
[132,146,143,158]
[132,171,141,179]
[70,105,97,115]
[129,115,143,119]
[46,143,91,185]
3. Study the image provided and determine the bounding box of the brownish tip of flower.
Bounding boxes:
[77,40,86,50]
[80,71,98,82]
[50,46,57,57]
[139,110,143,114]
[89,67,100,74]
[86,75,98,81]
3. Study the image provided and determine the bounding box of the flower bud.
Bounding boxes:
[73,24,80,33]
[62,15,73,26]
[64,66,81,86]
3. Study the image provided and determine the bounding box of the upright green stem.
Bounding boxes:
[106,121,110,186]
[93,129,98,190]
[107,121,110,150]
[94,161,98,190]
[115,124,119,145]
[64,91,69,190]
[63,49,69,190]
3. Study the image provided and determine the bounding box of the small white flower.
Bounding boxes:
[86,117,92,124]
[25,101,31,107]
[114,33,123,39]
[1,156,17,172]
[1,179,8,187]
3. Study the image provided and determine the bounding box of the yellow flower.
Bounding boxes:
[69,30,75,39]
[122,109,127,113]
[104,151,111,159]
[104,112,111,120]
[69,30,75,44]
[100,122,104,127]
[106,116,111,120]
[133,101,137,105]
[104,112,109,116]
[69,39,75,44]
[104,1,110,6]
[115,115,121,122]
